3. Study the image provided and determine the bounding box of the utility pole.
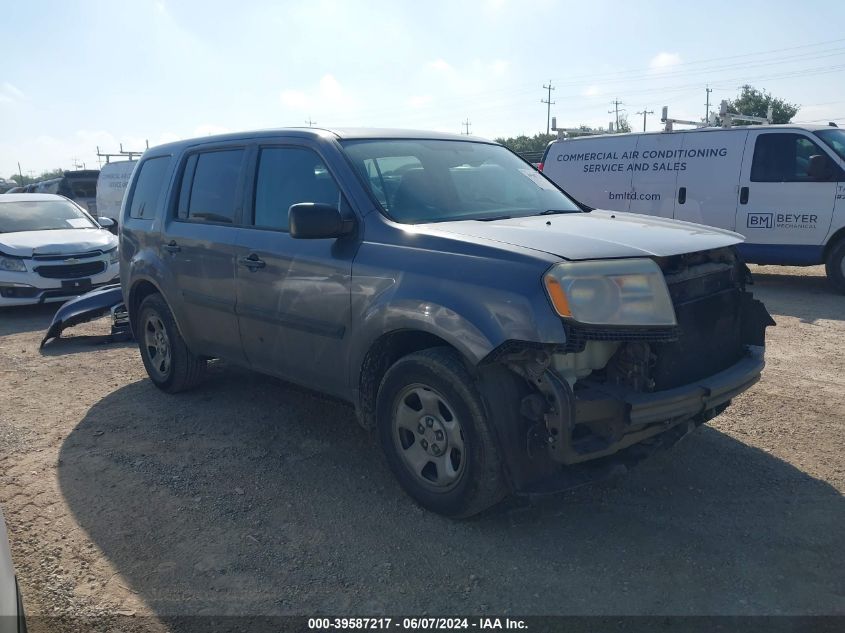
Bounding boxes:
[461,118,472,135]
[541,81,555,135]
[305,116,317,127]
[705,86,713,123]
[608,99,625,132]
[17,162,23,185]
[635,109,654,132]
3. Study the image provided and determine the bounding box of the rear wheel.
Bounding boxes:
[825,238,845,294]
[376,347,508,517]
[137,293,207,393]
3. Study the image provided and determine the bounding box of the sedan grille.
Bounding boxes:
[34,261,105,279]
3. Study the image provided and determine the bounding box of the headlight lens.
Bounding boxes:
[544,258,676,326]
[107,247,119,264]
[0,257,27,273]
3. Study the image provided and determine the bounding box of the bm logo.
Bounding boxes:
[747,213,773,229]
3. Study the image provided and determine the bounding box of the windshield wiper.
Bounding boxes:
[537,209,574,216]
[475,215,512,222]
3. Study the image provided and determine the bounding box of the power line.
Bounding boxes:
[635,109,654,132]
[541,81,555,135]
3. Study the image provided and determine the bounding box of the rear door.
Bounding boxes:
[737,130,839,250]
[673,130,747,230]
[161,145,248,361]
[627,133,685,218]
[235,141,357,396]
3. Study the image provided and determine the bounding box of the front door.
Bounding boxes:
[737,131,838,257]
[235,143,357,397]
[162,147,247,362]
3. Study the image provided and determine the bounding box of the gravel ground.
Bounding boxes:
[0,265,843,631]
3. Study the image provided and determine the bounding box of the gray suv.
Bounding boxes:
[120,128,773,517]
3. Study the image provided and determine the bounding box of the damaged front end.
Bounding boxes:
[485,247,774,494]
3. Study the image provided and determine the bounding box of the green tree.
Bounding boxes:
[616,114,631,133]
[6,168,65,186]
[724,85,799,124]
[493,133,556,154]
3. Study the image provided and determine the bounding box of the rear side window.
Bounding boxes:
[751,133,832,182]
[253,147,340,230]
[180,149,244,223]
[129,157,171,219]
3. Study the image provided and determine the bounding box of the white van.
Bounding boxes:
[540,124,845,291]
[95,160,137,222]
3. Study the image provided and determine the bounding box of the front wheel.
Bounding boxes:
[137,293,207,393]
[376,348,508,517]
[825,238,845,294]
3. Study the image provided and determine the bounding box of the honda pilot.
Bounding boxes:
[120,128,773,517]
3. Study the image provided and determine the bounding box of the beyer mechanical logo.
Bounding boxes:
[747,212,818,230]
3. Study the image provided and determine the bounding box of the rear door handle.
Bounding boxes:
[163,241,181,253]
[739,186,749,205]
[239,254,266,270]
[677,186,686,205]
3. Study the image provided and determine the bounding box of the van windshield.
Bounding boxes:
[341,139,581,223]
[815,129,845,162]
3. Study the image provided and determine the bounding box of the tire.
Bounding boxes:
[825,238,845,294]
[376,347,508,518]
[136,293,207,393]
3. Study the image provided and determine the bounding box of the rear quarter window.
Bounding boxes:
[128,156,172,220]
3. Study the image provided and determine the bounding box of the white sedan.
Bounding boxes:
[0,194,119,306]
[0,507,25,633]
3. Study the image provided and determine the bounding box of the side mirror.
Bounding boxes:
[808,154,830,180]
[289,203,354,239]
[97,217,115,228]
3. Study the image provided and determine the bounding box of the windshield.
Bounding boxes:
[815,129,845,162]
[341,139,581,223]
[0,199,99,233]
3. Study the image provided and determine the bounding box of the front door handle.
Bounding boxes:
[239,254,266,270]
[163,241,181,253]
[739,186,749,205]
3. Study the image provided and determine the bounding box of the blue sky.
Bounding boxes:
[2,0,845,176]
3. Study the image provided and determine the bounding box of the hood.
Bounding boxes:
[417,210,743,260]
[0,228,117,258]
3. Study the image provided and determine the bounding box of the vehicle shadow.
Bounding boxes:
[58,365,845,617]
[0,304,58,336]
[39,334,133,356]
[749,268,844,323]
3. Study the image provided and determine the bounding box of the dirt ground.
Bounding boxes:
[0,265,843,631]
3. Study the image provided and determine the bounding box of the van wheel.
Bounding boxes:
[825,238,845,294]
[137,293,207,393]
[376,347,507,518]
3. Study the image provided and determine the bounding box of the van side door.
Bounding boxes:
[627,132,685,218]
[235,141,358,397]
[737,131,840,263]
[160,146,247,362]
[673,130,747,230]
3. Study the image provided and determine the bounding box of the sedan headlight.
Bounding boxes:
[0,257,27,273]
[544,258,676,326]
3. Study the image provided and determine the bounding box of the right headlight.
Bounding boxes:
[0,256,27,273]
[544,258,676,326]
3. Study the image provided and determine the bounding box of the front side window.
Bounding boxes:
[0,199,98,233]
[751,133,833,182]
[816,128,845,163]
[253,147,340,230]
[341,139,580,223]
[129,157,170,219]
[180,149,244,223]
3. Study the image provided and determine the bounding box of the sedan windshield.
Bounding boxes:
[341,139,581,223]
[816,128,845,162]
[0,199,99,233]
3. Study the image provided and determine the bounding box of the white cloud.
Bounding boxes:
[489,60,509,76]
[582,85,601,97]
[193,124,230,137]
[428,58,453,72]
[649,52,682,72]
[279,74,358,115]
[2,83,24,100]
